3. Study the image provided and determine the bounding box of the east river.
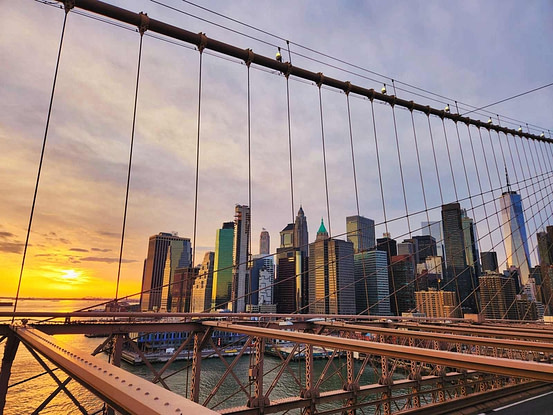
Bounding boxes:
[1,299,382,414]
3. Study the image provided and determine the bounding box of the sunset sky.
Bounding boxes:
[1,0,551,299]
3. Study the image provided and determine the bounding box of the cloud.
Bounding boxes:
[91,247,111,252]
[69,248,89,252]
[0,241,24,254]
[80,256,138,264]
[0,231,15,239]
[97,231,120,238]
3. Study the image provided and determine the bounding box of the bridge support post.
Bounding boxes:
[378,335,393,415]
[344,332,358,414]
[301,344,318,415]
[191,331,202,403]
[408,338,421,409]
[106,334,123,415]
[0,333,20,413]
[248,336,268,409]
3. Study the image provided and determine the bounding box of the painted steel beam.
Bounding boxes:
[13,326,217,415]
[318,321,553,352]
[203,321,553,381]
[396,323,553,342]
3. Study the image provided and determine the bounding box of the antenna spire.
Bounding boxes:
[505,166,511,193]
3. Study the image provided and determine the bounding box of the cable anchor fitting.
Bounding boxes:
[343,81,351,95]
[284,63,292,79]
[367,88,375,102]
[138,12,149,35]
[316,72,325,88]
[63,0,75,12]
[244,48,254,67]
[198,32,208,54]
[408,101,415,112]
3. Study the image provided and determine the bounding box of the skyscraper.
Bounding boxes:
[190,252,215,313]
[479,272,517,320]
[390,255,415,315]
[140,232,191,312]
[500,170,531,288]
[415,289,460,318]
[309,219,355,315]
[211,222,234,311]
[232,204,251,313]
[249,254,275,312]
[346,215,375,253]
[441,203,478,314]
[276,207,309,313]
[294,206,309,256]
[411,235,437,263]
[422,221,445,259]
[354,250,390,315]
[259,228,270,255]
[480,251,499,273]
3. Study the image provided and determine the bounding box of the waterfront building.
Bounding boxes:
[346,215,375,253]
[500,169,531,288]
[190,252,215,313]
[232,205,251,313]
[415,289,461,318]
[354,249,391,315]
[140,232,191,312]
[309,219,355,315]
[259,228,270,255]
[211,222,234,311]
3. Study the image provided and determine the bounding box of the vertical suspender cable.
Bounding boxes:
[390,105,411,236]
[370,99,398,315]
[246,60,252,308]
[441,119,459,202]
[285,75,295,223]
[317,84,331,236]
[427,116,444,206]
[115,18,147,301]
[192,41,204,270]
[345,91,367,313]
[12,5,71,321]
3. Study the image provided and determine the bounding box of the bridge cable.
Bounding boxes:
[409,110,433,292]
[12,4,71,321]
[191,40,204,269]
[345,90,369,313]
[114,17,147,302]
[317,83,332,236]
[453,117,481,313]
[174,0,552,134]
[285,75,295,223]
[370,99,399,315]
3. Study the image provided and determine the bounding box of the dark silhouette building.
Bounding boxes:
[480,251,499,273]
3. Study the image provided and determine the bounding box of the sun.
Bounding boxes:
[60,269,81,282]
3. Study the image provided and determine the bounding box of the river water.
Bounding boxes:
[1,299,381,414]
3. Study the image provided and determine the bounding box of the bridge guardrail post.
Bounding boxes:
[0,332,20,413]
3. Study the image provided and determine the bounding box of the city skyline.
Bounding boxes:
[1,1,551,299]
